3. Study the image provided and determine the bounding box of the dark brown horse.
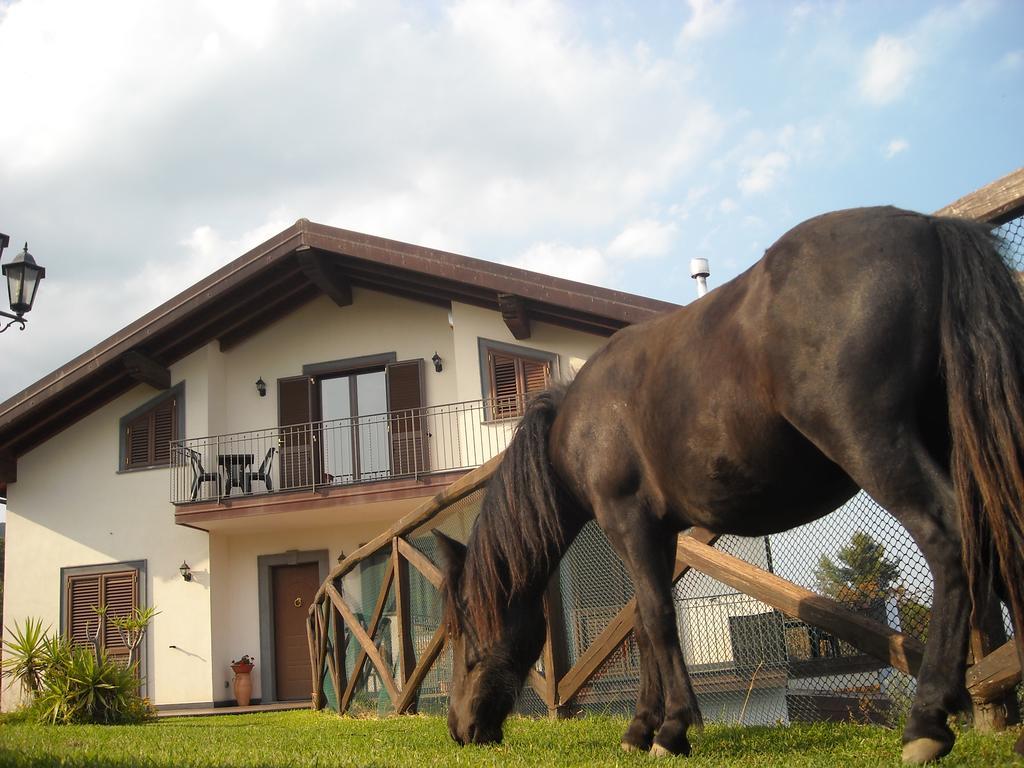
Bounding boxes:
[435,207,1024,764]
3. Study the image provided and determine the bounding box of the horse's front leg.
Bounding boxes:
[611,525,702,757]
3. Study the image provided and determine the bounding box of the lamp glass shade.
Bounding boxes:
[179,561,191,580]
[3,245,45,315]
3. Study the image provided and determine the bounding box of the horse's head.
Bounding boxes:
[434,531,547,746]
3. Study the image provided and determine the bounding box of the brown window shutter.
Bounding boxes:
[125,414,151,469]
[101,571,137,663]
[67,575,101,648]
[523,359,550,395]
[125,395,177,468]
[489,353,521,419]
[386,360,427,475]
[386,360,424,413]
[152,399,176,465]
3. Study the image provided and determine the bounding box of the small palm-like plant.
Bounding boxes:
[2,617,51,696]
[37,643,146,725]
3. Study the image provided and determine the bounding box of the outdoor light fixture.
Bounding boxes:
[255,377,267,397]
[179,561,193,582]
[431,352,443,373]
[0,236,46,333]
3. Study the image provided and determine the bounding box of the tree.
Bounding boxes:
[814,530,901,602]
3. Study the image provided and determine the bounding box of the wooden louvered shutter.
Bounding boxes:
[66,569,139,674]
[124,395,177,469]
[387,359,427,476]
[102,571,138,666]
[488,350,552,419]
[125,413,151,469]
[523,359,550,396]
[67,575,102,649]
[152,399,176,465]
[278,376,313,489]
[490,353,520,419]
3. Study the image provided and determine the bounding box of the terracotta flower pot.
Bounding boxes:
[232,664,254,706]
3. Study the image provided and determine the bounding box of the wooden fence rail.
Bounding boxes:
[308,167,1024,725]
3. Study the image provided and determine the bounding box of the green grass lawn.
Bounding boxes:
[0,710,1020,767]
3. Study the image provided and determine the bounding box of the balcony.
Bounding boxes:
[170,397,522,507]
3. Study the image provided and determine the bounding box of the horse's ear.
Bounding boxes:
[432,530,466,584]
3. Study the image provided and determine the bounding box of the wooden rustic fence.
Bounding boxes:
[308,167,1024,727]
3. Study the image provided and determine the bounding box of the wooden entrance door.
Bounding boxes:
[272,562,320,701]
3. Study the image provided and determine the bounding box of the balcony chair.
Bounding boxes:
[244,447,276,494]
[182,447,221,501]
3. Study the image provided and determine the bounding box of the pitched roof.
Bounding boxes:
[0,219,677,473]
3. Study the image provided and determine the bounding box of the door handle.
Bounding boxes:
[294,597,303,608]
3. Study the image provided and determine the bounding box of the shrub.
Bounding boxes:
[1,617,51,695]
[37,640,153,725]
[2,618,154,725]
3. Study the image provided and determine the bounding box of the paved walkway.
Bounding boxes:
[156,701,311,718]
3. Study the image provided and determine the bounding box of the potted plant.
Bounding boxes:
[230,654,255,706]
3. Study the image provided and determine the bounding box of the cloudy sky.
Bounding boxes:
[0,0,1021,406]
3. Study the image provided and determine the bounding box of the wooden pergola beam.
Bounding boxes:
[121,350,170,390]
[327,582,401,707]
[296,246,353,308]
[934,166,1024,225]
[498,293,531,339]
[674,534,925,677]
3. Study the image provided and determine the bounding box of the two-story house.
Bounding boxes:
[0,219,675,710]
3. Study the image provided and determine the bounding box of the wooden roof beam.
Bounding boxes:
[0,448,16,484]
[121,350,170,390]
[296,246,353,308]
[498,293,531,340]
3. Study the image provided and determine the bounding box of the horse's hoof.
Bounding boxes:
[902,738,950,764]
[650,744,674,758]
[621,742,642,753]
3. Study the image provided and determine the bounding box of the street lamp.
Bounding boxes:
[0,234,46,333]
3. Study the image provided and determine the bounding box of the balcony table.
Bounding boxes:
[219,453,255,496]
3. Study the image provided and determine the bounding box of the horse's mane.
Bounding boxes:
[445,384,577,645]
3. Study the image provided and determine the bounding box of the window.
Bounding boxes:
[61,562,145,670]
[479,339,557,420]
[119,384,184,471]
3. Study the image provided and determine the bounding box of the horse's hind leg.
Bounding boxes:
[820,440,969,764]
[601,508,702,757]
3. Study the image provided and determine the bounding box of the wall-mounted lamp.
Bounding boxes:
[431,352,443,373]
[255,377,267,397]
[179,561,193,582]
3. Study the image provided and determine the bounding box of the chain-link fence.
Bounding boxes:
[319,207,1024,728]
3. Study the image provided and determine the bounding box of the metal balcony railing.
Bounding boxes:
[169,397,525,504]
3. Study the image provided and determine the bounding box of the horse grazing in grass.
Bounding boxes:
[435,207,1024,764]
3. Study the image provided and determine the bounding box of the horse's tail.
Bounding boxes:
[937,215,1024,665]
[466,384,580,640]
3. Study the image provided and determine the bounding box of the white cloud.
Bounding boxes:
[0,0,732,400]
[607,219,678,259]
[719,197,738,214]
[1000,49,1024,71]
[884,138,909,159]
[506,242,610,286]
[859,34,917,105]
[738,151,790,195]
[678,0,736,42]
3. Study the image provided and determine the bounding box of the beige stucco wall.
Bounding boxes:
[2,286,613,710]
[1,345,214,710]
[208,516,393,703]
[209,288,459,435]
[449,301,605,402]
